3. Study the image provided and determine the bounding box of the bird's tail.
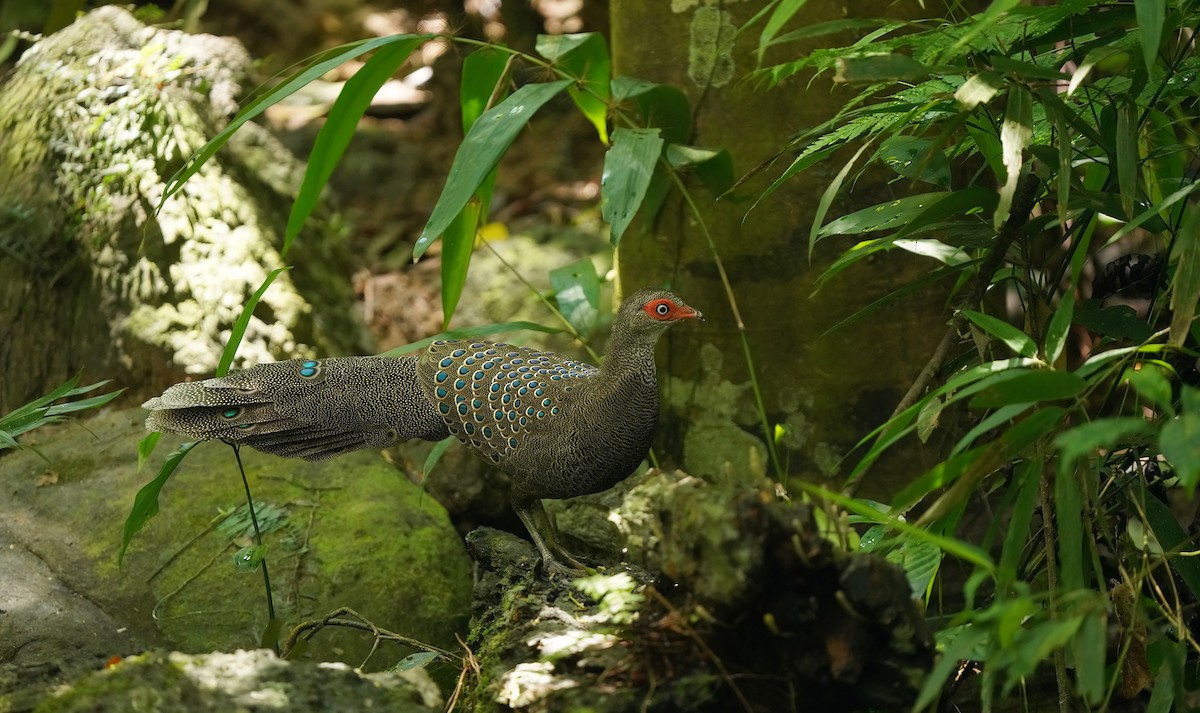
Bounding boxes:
[143,356,448,460]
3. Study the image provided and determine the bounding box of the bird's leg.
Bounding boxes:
[515,499,590,577]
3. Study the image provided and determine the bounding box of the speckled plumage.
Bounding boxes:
[143,288,702,575]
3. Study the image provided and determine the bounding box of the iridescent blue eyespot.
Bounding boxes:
[452,349,466,357]
[526,407,535,416]
[222,408,240,419]
[508,438,518,448]
[458,403,468,415]
[464,423,475,435]
[303,360,319,367]
[458,366,469,375]
[467,357,477,366]
[483,361,494,369]
[512,359,523,365]
[551,407,560,415]
[490,453,501,463]
[482,427,493,438]
[519,417,528,426]
[508,372,519,379]
[535,388,544,396]
[551,376,561,381]
[486,349,497,355]
[436,372,448,383]
[537,411,546,418]
[502,394,511,404]
[237,423,253,430]
[472,398,482,408]
[474,371,484,380]
[518,387,528,396]
[440,358,453,368]
[508,412,517,422]
[506,352,519,357]
[517,366,529,372]
[474,413,484,422]
[300,367,317,377]
[541,399,551,407]
[490,383,500,392]
[494,411,504,420]
[436,387,448,398]
[439,403,450,414]
[455,379,466,389]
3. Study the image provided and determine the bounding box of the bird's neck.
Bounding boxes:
[599,328,661,388]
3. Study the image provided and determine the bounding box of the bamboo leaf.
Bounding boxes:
[757,0,809,64]
[120,441,199,566]
[1116,102,1138,222]
[1044,294,1074,365]
[1135,0,1165,73]
[994,85,1032,228]
[1169,203,1200,347]
[969,371,1085,408]
[216,267,291,377]
[550,258,602,335]
[601,127,664,246]
[810,143,870,259]
[416,80,572,258]
[962,310,1037,357]
[284,37,425,256]
[819,192,948,237]
[160,36,429,208]
[536,33,611,143]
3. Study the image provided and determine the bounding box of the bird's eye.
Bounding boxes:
[655,302,671,316]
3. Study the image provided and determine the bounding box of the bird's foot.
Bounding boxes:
[537,552,597,580]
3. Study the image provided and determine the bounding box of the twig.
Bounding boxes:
[281,606,458,661]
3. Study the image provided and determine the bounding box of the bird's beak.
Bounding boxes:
[683,306,704,322]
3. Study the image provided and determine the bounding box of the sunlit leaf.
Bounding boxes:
[395,651,441,671]
[757,0,810,64]
[834,53,932,83]
[137,432,162,473]
[1161,388,1200,494]
[819,192,947,237]
[994,85,1032,228]
[879,135,950,187]
[1127,366,1175,415]
[810,142,870,259]
[536,33,610,143]
[955,71,1003,109]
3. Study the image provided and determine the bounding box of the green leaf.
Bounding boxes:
[1000,459,1039,581]
[1055,468,1085,590]
[757,0,809,64]
[819,192,948,237]
[1073,300,1153,342]
[217,267,291,377]
[914,626,989,711]
[136,432,162,473]
[954,71,1003,109]
[962,310,1037,357]
[395,651,441,671]
[994,85,1032,228]
[1170,203,1200,348]
[119,441,199,565]
[878,135,950,187]
[601,127,664,246]
[284,37,425,256]
[893,185,998,240]
[1044,295,1074,364]
[1142,491,1200,601]
[1161,407,1200,495]
[893,239,970,267]
[233,545,267,572]
[969,370,1085,408]
[378,321,562,357]
[1136,0,1165,73]
[1071,610,1107,705]
[1116,102,1138,222]
[416,79,572,258]
[160,35,430,209]
[461,47,511,131]
[440,194,484,328]
[834,54,932,83]
[939,0,1021,62]
[1055,417,1154,465]
[809,143,871,259]
[610,76,691,144]
[666,145,734,195]
[536,33,610,143]
[1127,367,1175,415]
[550,258,602,336]
[422,436,455,483]
[901,539,941,600]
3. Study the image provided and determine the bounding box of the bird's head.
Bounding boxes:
[618,288,703,336]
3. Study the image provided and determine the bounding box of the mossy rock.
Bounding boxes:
[0,409,472,674]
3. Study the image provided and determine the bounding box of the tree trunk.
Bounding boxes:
[611,1,951,496]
